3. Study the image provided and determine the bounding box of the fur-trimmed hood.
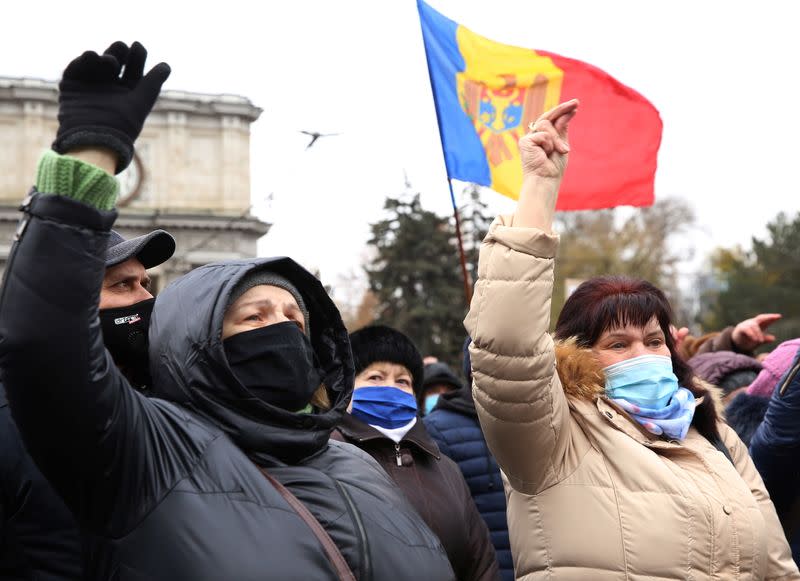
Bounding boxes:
[554,338,725,422]
[554,339,606,400]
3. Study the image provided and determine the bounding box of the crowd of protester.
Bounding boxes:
[1,42,800,580]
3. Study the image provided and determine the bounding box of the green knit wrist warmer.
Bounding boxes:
[35,150,119,211]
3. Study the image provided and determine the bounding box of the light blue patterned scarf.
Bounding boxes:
[611,387,696,440]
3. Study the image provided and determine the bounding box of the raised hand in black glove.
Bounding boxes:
[53,41,171,174]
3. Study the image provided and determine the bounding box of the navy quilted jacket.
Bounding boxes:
[425,388,513,581]
[750,347,800,565]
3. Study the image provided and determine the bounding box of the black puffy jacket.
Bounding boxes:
[0,192,454,581]
[0,384,83,580]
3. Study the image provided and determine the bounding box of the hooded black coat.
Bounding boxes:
[0,191,454,581]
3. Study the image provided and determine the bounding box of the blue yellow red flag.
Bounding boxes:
[417,0,662,210]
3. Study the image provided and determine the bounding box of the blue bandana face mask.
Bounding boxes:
[604,354,679,409]
[350,386,418,429]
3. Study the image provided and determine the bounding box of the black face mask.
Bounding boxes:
[99,298,154,390]
[223,321,322,411]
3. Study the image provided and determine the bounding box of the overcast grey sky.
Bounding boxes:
[4,0,799,302]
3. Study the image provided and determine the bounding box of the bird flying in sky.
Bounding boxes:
[300,130,341,150]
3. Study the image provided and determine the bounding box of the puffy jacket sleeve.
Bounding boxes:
[0,192,197,536]
[750,350,800,531]
[464,215,589,495]
[722,423,800,579]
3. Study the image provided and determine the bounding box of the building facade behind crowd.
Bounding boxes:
[0,77,268,290]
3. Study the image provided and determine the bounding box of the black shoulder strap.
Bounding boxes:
[257,465,356,581]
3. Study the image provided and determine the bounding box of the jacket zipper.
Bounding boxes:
[780,360,800,396]
[334,479,372,581]
[394,443,402,467]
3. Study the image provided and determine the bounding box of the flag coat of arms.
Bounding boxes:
[418,0,663,210]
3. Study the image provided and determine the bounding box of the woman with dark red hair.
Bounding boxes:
[465,100,798,580]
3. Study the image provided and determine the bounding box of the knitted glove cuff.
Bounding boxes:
[52,126,133,174]
[36,150,119,211]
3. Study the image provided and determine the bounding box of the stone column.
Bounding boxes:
[220,114,249,213]
[165,111,188,209]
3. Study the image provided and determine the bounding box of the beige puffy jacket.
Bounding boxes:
[465,216,799,581]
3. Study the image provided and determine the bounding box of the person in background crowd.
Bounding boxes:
[420,361,463,415]
[750,343,800,565]
[464,98,798,579]
[675,313,782,360]
[688,350,762,446]
[724,388,771,448]
[98,229,176,390]
[0,42,454,581]
[747,339,800,399]
[688,350,762,404]
[723,339,800,448]
[333,325,499,581]
[425,338,514,581]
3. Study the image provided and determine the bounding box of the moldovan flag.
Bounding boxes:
[417,0,662,210]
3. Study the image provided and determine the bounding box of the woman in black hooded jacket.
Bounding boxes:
[0,42,453,581]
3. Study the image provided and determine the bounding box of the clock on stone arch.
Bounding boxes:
[117,151,145,207]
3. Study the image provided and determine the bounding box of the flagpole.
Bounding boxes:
[448,179,473,306]
[416,0,473,307]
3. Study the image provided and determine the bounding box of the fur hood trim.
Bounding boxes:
[554,338,725,419]
[555,339,605,400]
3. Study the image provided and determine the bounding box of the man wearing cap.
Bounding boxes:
[0,41,174,580]
[99,229,175,390]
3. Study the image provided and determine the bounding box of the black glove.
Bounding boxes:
[52,41,171,174]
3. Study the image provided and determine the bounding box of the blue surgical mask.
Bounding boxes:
[424,393,440,415]
[604,354,679,409]
[351,386,418,429]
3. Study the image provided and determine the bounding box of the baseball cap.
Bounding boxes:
[105,229,176,269]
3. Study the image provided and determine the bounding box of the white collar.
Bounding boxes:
[370,417,417,443]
